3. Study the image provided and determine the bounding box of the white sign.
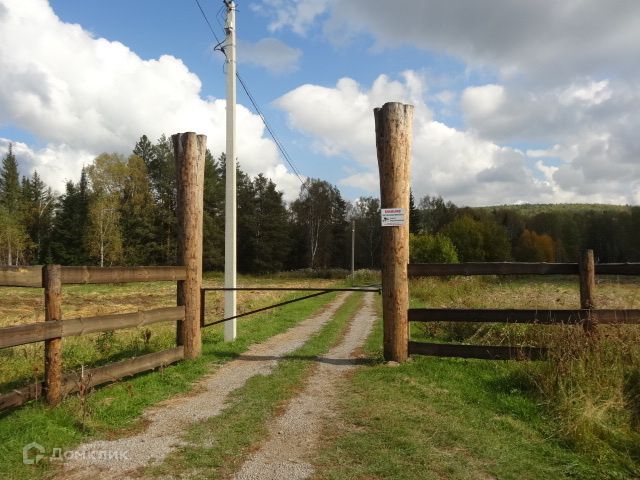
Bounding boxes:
[381,208,405,227]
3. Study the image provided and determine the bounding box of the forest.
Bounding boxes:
[1,137,639,272]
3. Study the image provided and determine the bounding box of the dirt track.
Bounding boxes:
[59,292,351,480]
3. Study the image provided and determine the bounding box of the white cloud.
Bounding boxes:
[251,0,330,35]
[276,72,560,206]
[239,37,302,74]
[253,0,640,205]
[0,0,299,199]
[257,0,640,83]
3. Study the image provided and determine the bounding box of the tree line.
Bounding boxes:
[410,195,640,263]
[1,138,639,271]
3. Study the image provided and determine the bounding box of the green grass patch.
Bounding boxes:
[0,289,340,480]
[316,313,636,479]
[149,292,364,479]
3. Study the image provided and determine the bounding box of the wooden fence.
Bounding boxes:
[0,265,187,411]
[408,251,640,360]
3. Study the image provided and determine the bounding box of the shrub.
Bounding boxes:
[410,233,459,263]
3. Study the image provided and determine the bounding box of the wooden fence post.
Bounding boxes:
[374,102,413,363]
[173,132,206,359]
[44,264,62,405]
[579,249,597,336]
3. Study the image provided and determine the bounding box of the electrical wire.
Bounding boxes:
[193,0,308,189]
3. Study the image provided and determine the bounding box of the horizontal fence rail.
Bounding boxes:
[0,347,184,411]
[0,266,44,287]
[0,306,186,350]
[407,254,640,361]
[408,262,640,277]
[61,266,187,284]
[408,308,640,325]
[0,265,188,287]
[408,341,548,361]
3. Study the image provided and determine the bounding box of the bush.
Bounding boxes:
[410,233,459,263]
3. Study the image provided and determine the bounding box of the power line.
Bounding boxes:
[235,72,306,185]
[193,0,308,189]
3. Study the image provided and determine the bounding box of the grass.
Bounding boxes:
[0,275,343,480]
[313,276,640,479]
[148,291,365,479]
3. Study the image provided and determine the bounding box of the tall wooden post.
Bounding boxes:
[44,264,62,405]
[375,102,413,363]
[173,132,206,359]
[579,249,597,336]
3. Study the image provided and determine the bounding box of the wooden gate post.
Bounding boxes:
[173,132,206,359]
[579,249,597,336]
[44,264,62,405]
[374,102,413,363]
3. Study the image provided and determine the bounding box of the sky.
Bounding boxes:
[0,0,639,206]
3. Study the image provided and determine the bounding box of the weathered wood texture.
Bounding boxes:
[409,262,577,276]
[408,308,640,324]
[580,249,597,335]
[408,341,548,360]
[173,132,206,359]
[60,266,186,284]
[0,266,43,287]
[44,264,62,405]
[0,347,184,412]
[408,262,640,277]
[375,102,413,363]
[0,307,185,349]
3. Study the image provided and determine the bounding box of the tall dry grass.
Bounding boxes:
[411,275,640,466]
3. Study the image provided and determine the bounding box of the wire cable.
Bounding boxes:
[193,0,308,189]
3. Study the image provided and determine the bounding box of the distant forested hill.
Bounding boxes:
[473,203,631,217]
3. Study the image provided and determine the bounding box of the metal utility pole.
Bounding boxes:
[224,0,237,342]
[351,218,355,278]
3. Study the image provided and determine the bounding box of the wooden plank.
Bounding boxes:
[408,341,547,360]
[408,308,640,325]
[408,308,584,324]
[0,347,184,412]
[61,347,184,395]
[595,263,640,275]
[408,262,579,277]
[0,322,62,349]
[0,266,43,287]
[0,383,43,411]
[60,266,186,284]
[0,307,185,349]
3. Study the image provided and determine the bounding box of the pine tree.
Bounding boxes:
[252,174,290,272]
[21,171,55,263]
[149,135,177,264]
[50,176,90,265]
[0,143,21,212]
[0,144,31,264]
[202,151,225,270]
[120,155,161,264]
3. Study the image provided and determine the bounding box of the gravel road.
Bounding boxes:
[59,292,350,480]
[233,292,377,480]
